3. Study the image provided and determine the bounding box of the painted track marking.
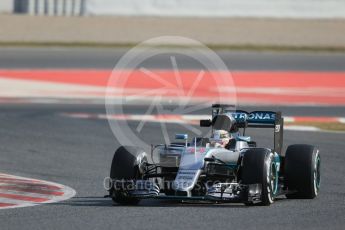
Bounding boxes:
[0,69,345,105]
[0,173,76,210]
[60,112,345,125]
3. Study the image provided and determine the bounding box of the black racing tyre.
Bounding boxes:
[241,148,279,206]
[110,146,148,205]
[285,144,320,199]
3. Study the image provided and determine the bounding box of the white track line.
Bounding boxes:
[60,113,345,133]
[284,126,321,131]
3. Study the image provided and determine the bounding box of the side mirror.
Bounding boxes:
[175,134,188,147]
[204,157,215,162]
[175,134,188,140]
[200,119,212,127]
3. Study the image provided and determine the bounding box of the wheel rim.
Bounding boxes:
[314,154,321,194]
[270,161,278,196]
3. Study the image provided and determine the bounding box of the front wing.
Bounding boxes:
[110,180,262,203]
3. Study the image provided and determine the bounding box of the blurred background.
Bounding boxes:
[1,0,345,48]
[0,0,345,138]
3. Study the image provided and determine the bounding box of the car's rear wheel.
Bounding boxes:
[109,146,148,205]
[241,148,279,206]
[285,144,320,199]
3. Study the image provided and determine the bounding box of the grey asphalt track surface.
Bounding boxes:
[1,47,345,71]
[0,104,344,230]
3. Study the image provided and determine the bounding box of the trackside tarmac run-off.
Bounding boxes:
[0,173,76,210]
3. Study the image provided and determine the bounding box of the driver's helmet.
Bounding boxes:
[210,130,231,148]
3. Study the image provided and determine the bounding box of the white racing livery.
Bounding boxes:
[106,104,321,206]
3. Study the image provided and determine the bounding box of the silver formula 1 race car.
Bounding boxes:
[106,104,321,206]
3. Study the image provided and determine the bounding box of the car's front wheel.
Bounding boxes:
[109,146,148,205]
[241,148,279,206]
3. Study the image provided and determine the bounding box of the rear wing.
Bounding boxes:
[200,108,284,155]
[231,111,284,154]
[231,111,277,127]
